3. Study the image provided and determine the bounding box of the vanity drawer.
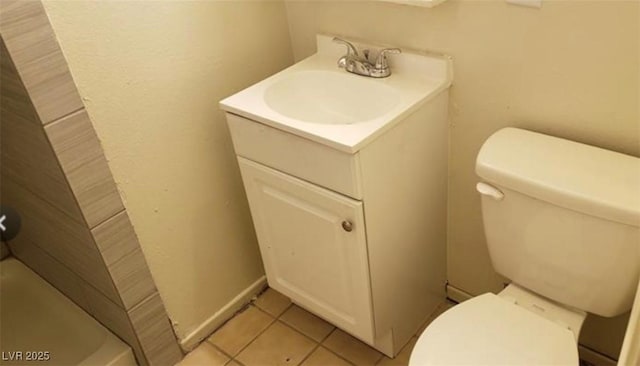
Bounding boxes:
[226,113,363,200]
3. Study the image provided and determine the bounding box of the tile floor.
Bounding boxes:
[177,288,455,366]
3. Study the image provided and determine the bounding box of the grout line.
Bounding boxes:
[295,340,321,366]
[202,290,455,366]
[323,327,385,365]
[254,294,329,365]
[13,234,123,307]
[89,208,126,232]
[319,344,356,366]
[227,296,324,366]
[213,291,375,366]
[293,323,351,366]
[224,305,278,359]
[203,303,255,354]
[1,175,87,229]
[42,106,85,127]
[276,302,295,318]
[273,306,330,345]
[37,105,131,310]
[208,343,236,365]
[318,326,336,344]
[250,303,279,320]
[274,302,362,365]
[231,359,246,366]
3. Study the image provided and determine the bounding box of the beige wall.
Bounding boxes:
[41,0,639,359]
[43,0,294,343]
[285,0,639,359]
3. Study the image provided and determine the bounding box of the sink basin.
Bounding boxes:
[220,34,452,153]
[264,70,400,125]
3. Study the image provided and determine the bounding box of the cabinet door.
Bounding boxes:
[238,157,374,344]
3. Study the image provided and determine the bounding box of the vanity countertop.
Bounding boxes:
[220,34,452,153]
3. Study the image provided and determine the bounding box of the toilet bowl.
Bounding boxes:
[410,285,582,365]
[410,128,640,365]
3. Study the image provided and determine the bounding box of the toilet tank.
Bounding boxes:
[476,128,640,317]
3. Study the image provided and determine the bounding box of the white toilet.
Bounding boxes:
[410,127,640,365]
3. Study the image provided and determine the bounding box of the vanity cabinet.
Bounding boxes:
[222,33,452,357]
[226,91,449,357]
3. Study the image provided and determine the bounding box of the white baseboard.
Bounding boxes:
[179,276,268,352]
[445,284,617,366]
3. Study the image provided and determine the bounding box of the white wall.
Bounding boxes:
[284,0,639,359]
[43,0,293,343]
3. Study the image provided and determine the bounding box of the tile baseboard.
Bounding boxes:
[179,276,268,352]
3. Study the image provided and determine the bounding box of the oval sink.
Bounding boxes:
[264,70,400,125]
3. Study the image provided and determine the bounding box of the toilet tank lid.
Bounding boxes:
[476,128,640,228]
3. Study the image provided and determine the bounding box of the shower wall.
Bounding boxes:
[0,1,182,365]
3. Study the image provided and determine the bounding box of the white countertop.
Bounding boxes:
[220,34,453,153]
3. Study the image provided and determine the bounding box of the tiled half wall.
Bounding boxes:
[0,1,183,364]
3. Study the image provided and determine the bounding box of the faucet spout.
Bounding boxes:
[333,37,360,59]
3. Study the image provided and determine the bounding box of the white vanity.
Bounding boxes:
[220,35,452,357]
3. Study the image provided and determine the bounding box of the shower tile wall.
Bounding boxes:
[0,1,182,365]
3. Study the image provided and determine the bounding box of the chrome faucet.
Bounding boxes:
[333,37,401,78]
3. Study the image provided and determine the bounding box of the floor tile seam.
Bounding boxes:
[212,296,455,366]
[211,305,278,359]
[275,312,339,346]
[286,320,348,365]
[252,292,293,318]
[320,344,359,366]
[319,328,369,366]
[207,342,237,365]
[323,328,385,366]
[233,314,278,358]
[232,315,318,366]
[271,301,295,319]
[205,302,255,347]
[295,341,323,366]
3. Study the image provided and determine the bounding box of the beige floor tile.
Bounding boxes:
[236,322,316,366]
[208,306,274,357]
[280,305,335,342]
[177,342,229,366]
[254,288,292,317]
[376,337,417,366]
[301,347,353,366]
[323,329,383,366]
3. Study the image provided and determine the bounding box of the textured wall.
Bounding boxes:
[284,0,638,359]
[43,0,294,345]
[0,2,182,364]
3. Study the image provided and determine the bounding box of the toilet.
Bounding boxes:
[410,127,640,365]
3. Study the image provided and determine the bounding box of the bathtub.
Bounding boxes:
[0,258,137,366]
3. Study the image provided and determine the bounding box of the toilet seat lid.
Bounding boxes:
[410,293,579,366]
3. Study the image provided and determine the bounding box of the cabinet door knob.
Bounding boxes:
[341,220,353,232]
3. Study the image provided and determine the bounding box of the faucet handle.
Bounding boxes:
[374,48,402,69]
